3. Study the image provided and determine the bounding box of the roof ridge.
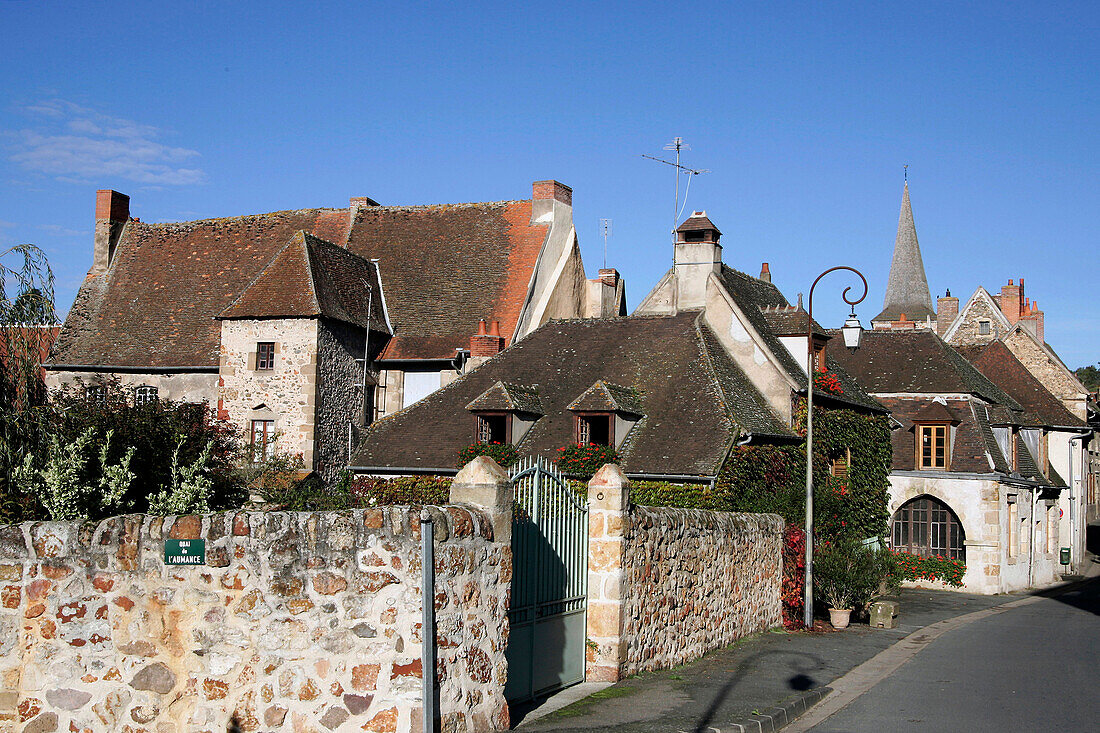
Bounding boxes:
[216,235,300,318]
[354,200,525,214]
[302,232,323,316]
[140,207,349,228]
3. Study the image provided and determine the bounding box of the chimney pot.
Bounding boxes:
[476,319,487,336]
[488,321,501,338]
[759,262,771,283]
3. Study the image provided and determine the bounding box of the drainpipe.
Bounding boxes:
[1029,488,1036,588]
[1069,431,1092,568]
[420,510,436,733]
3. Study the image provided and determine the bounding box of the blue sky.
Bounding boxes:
[2,1,1098,367]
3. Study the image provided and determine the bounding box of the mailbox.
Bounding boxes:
[1060,547,1071,566]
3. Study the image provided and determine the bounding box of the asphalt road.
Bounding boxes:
[806,577,1100,732]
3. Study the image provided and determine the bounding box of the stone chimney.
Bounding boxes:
[759,262,771,283]
[937,289,958,337]
[674,211,723,310]
[93,189,130,274]
[470,320,505,358]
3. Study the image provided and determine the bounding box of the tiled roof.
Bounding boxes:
[676,213,722,235]
[955,341,1085,429]
[346,201,547,361]
[828,330,1022,411]
[465,382,543,415]
[52,193,550,368]
[715,266,884,413]
[352,312,794,476]
[51,208,352,368]
[760,307,829,337]
[218,232,389,332]
[912,401,961,423]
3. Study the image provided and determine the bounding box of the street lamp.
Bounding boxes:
[804,266,867,629]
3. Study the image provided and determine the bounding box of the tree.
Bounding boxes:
[1075,363,1100,392]
[0,245,56,521]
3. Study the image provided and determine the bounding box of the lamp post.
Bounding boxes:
[803,266,867,629]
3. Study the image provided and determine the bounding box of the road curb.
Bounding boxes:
[707,686,832,733]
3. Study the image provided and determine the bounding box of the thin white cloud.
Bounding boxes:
[38,224,88,237]
[9,100,205,186]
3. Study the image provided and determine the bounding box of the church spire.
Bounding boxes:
[872,181,935,325]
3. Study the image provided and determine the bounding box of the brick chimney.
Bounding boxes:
[759,263,771,283]
[937,289,958,337]
[532,180,572,206]
[999,278,1022,325]
[93,190,130,274]
[598,268,619,288]
[470,320,505,358]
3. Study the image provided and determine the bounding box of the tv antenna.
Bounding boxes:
[599,218,612,268]
[641,137,710,247]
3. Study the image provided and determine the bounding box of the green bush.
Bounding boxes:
[813,538,892,610]
[10,379,246,521]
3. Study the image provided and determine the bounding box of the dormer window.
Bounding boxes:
[917,424,949,470]
[568,381,644,450]
[476,413,510,444]
[576,413,612,446]
[813,340,827,372]
[466,381,543,446]
[912,400,960,471]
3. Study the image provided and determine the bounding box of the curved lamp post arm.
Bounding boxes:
[803,266,867,629]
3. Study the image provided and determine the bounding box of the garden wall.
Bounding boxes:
[586,466,784,681]
[0,504,510,733]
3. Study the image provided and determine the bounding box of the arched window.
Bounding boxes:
[891,496,965,561]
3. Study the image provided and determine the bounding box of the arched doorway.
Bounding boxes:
[891,495,965,560]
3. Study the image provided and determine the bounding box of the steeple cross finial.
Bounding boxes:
[904,164,909,182]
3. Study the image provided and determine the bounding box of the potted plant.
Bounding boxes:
[813,538,887,629]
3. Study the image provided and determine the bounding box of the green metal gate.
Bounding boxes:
[505,456,589,703]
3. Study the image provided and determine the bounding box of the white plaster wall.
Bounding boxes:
[701,276,795,425]
[45,370,218,407]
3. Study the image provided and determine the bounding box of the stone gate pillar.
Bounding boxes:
[586,463,630,682]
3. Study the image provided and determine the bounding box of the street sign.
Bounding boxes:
[164,539,206,565]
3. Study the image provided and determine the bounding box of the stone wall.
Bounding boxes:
[218,318,319,467]
[0,506,510,732]
[585,466,783,682]
[316,321,368,483]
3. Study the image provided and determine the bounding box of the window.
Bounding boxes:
[813,342,826,372]
[250,419,275,461]
[134,386,158,405]
[256,342,276,370]
[576,414,612,446]
[830,449,850,477]
[891,496,965,561]
[978,320,991,335]
[917,425,949,469]
[684,230,705,242]
[86,385,106,404]
[476,414,509,444]
[1007,498,1018,558]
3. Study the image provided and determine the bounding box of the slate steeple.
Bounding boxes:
[872,182,935,325]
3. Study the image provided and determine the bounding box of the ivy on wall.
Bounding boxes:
[627,403,892,545]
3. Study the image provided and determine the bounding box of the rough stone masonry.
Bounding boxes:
[0,506,510,733]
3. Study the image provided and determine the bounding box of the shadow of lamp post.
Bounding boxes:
[804,266,868,628]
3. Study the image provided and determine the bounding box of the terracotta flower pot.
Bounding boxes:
[829,608,852,629]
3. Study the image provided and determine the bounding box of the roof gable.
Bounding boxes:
[942,286,1011,343]
[466,381,543,414]
[567,381,644,416]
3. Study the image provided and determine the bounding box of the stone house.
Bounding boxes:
[45,181,625,481]
[353,211,884,479]
[831,330,1065,593]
